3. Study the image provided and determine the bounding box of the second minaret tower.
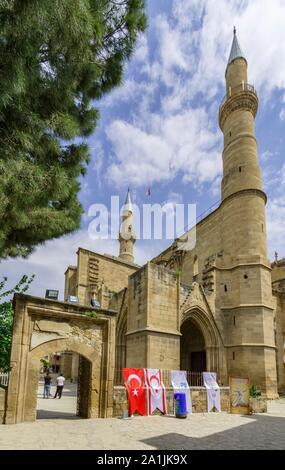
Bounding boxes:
[118,189,136,264]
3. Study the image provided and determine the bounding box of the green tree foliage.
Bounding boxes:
[0,0,146,258]
[0,275,35,370]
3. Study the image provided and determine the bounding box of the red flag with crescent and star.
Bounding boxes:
[144,368,167,415]
[123,368,147,416]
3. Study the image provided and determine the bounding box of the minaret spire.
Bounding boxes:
[220,30,259,200]
[118,188,136,263]
[227,27,247,66]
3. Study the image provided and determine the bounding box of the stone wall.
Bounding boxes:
[274,293,285,392]
[126,263,180,370]
[271,260,285,283]
[0,388,7,424]
[113,386,230,417]
[75,248,139,306]
[64,266,77,300]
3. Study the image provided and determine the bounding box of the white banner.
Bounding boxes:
[144,368,167,415]
[170,370,192,413]
[203,372,221,412]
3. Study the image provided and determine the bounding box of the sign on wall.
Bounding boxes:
[229,376,250,415]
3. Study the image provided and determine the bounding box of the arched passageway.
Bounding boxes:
[36,350,91,420]
[5,294,116,424]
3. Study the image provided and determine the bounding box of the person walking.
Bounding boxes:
[53,373,65,399]
[43,372,52,399]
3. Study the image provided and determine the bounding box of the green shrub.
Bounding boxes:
[249,384,261,398]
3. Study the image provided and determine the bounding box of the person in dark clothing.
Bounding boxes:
[53,374,65,399]
[43,372,52,399]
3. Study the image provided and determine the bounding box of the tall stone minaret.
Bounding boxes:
[118,189,136,263]
[219,29,278,398]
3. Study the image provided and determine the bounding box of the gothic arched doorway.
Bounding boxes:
[180,304,228,386]
[115,311,127,385]
[180,318,206,372]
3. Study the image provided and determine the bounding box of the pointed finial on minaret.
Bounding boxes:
[227,27,247,66]
[124,187,132,213]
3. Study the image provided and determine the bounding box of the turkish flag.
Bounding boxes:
[123,368,147,416]
[144,368,167,415]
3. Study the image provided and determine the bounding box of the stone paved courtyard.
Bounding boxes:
[0,380,285,450]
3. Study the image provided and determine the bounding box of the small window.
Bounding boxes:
[229,131,232,137]
[239,166,242,172]
[224,284,228,292]
[233,352,235,360]
[233,316,236,326]
[244,274,248,279]
[193,255,199,277]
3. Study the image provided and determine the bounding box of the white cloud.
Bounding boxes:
[155,14,189,80]
[106,108,222,188]
[102,79,156,108]
[133,33,148,63]
[261,150,275,162]
[104,0,285,189]
[279,108,285,121]
[281,163,285,183]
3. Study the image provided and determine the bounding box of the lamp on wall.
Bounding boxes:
[66,295,79,304]
[91,298,100,308]
[45,290,59,300]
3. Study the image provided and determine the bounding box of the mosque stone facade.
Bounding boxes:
[63,31,285,399]
[4,31,285,424]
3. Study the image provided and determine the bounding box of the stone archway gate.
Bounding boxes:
[4,294,116,424]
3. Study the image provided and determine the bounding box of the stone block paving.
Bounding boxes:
[1,383,285,450]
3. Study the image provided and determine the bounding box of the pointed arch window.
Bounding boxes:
[193,255,199,281]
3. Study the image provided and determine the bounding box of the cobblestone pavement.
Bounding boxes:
[1,386,285,449]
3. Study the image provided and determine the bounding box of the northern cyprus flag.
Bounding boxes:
[144,368,167,415]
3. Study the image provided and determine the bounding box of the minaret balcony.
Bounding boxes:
[219,83,258,130]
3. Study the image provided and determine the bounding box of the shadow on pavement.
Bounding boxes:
[37,388,77,399]
[140,413,285,450]
[37,409,81,420]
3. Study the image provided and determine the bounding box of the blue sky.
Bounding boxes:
[1,0,285,298]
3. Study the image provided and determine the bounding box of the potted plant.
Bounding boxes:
[249,384,267,413]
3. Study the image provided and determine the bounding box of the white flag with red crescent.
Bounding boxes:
[144,368,167,415]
